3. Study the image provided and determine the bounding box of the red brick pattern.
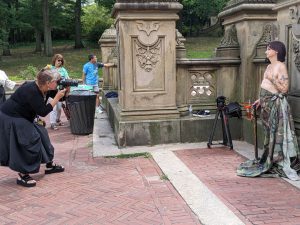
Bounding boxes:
[176,148,300,225]
[0,124,200,225]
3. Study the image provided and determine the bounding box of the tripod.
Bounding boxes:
[207,101,233,149]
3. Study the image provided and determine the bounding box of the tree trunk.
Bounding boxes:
[35,28,42,52]
[42,0,53,56]
[74,0,84,49]
[2,32,11,56]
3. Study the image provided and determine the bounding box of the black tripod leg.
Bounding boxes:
[222,111,233,149]
[220,110,228,146]
[207,110,220,148]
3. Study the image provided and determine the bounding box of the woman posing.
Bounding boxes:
[49,54,69,130]
[0,68,66,187]
[237,41,300,180]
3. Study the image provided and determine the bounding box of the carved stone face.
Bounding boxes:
[136,39,161,72]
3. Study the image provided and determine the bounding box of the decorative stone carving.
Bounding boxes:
[289,6,299,23]
[257,23,278,45]
[135,38,162,72]
[99,25,116,42]
[292,34,300,72]
[176,29,185,47]
[219,25,239,48]
[189,71,215,98]
[136,21,160,36]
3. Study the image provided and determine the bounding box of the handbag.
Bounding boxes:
[225,102,242,118]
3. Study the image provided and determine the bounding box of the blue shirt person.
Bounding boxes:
[82,54,114,113]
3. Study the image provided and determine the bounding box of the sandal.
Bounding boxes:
[56,120,64,126]
[50,124,58,130]
[45,162,65,174]
[16,173,36,187]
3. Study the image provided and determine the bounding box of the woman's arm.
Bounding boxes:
[272,64,289,93]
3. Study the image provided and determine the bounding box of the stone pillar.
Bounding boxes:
[218,0,277,103]
[99,25,117,91]
[273,0,300,138]
[112,0,182,120]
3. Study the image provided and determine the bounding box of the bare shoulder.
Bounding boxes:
[278,62,288,74]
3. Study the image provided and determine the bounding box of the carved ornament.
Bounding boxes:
[257,23,278,46]
[289,6,299,23]
[219,25,239,48]
[136,21,160,36]
[189,71,215,97]
[135,38,162,72]
[292,34,300,72]
[176,29,186,47]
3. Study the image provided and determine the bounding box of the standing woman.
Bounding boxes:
[49,54,69,130]
[0,68,66,187]
[237,41,300,180]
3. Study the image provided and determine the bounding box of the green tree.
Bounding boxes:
[179,0,229,36]
[82,4,113,42]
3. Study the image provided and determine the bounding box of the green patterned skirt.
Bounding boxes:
[237,89,300,180]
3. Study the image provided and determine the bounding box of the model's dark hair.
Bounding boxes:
[51,54,65,66]
[88,54,95,61]
[36,68,61,86]
[268,41,286,62]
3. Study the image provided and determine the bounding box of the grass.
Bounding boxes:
[104,152,152,159]
[0,37,221,81]
[185,37,222,58]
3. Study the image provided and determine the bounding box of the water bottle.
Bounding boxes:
[188,105,193,115]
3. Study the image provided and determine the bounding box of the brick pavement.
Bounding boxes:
[175,148,300,225]
[0,121,200,225]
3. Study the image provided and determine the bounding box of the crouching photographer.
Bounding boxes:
[0,68,66,187]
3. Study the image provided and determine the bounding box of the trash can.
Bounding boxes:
[67,90,96,135]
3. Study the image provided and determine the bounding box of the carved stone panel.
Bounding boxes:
[187,70,216,104]
[292,35,300,72]
[219,25,239,48]
[132,37,165,91]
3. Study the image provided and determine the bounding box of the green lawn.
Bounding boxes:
[185,37,222,58]
[0,37,221,81]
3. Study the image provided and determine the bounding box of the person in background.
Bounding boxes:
[237,41,300,180]
[0,70,16,105]
[82,54,114,114]
[48,54,69,130]
[0,68,66,187]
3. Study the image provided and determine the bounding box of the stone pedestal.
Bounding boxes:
[99,26,117,91]
[112,0,182,120]
[218,1,277,103]
[274,0,300,138]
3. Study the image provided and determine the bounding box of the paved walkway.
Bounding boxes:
[1,112,300,225]
[0,116,200,225]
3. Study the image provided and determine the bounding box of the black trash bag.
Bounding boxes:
[225,102,242,118]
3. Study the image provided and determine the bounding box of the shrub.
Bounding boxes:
[19,65,38,80]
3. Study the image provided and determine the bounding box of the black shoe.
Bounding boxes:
[45,163,65,174]
[193,110,210,117]
[17,173,36,187]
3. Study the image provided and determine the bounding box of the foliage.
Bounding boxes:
[82,4,113,42]
[95,0,115,9]
[19,65,38,80]
[178,0,230,36]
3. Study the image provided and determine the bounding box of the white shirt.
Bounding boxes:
[0,70,16,90]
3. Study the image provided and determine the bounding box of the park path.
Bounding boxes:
[175,148,300,225]
[0,120,200,225]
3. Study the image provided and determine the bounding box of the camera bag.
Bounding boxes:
[225,102,242,118]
